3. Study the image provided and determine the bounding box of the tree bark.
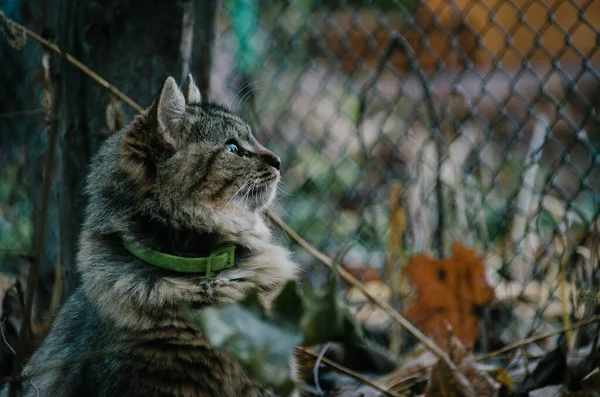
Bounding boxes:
[56,0,201,297]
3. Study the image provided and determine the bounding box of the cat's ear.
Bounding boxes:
[157,76,186,145]
[181,73,202,104]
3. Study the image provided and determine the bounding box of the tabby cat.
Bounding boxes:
[1,75,298,396]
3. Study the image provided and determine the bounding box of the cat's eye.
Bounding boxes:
[225,141,239,154]
[225,139,250,157]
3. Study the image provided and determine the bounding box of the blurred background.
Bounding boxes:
[1,0,599,393]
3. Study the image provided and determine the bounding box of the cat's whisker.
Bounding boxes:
[232,80,259,109]
[239,180,255,218]
[225,179,253,208]
[239,85,260,109]
[234,80,258,102]
[269,191,290,217]
[276,185,292,196]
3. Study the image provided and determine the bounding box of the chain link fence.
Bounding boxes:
[1,0,599,369]
[211,0,600,347]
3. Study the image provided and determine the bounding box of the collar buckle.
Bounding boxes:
[205,245,236,277]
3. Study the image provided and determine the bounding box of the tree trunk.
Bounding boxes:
[56,0,218,298]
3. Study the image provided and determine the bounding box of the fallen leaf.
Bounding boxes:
[529,385,564,397]
[491,368,514,391]
[426,327,500,397]
[382,345,437,394]
[566,368,600,397]
[517,339,568,395]
[403,242,494,346]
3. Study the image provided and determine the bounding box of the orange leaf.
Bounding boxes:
[402,242,494,347]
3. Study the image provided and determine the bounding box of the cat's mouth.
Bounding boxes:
[246,173,279,207]
[253,174,278,192]
[256,171,279,186]
[228,172,279,211]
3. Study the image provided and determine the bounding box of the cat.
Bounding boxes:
[1,75,298,396]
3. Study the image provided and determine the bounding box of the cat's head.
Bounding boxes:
[119,75,281,220]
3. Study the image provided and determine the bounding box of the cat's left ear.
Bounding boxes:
[181,73,202,104]
[157,76,186,146]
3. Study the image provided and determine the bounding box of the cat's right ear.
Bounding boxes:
[181,74,202,104]
[157,76,186,146]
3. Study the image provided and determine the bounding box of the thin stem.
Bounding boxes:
[312,343,330,396]
[7,2,72,395]
[297,347,403,397]
[0,250,34,260]
[0,12,143,113]
[267,211,459,373]
[392,33,446,257]
[0,109,45,119]
[475,315,600,361]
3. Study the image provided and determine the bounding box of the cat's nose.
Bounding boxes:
[263,153,281,170]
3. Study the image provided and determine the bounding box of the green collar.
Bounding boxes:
[123,240,236,276]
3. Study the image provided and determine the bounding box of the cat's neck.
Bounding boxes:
[127,213,225,258]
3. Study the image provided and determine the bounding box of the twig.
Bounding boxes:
[392,34,446,257]
[7,3,72,395]
[510,113,547,280]
[387,183,404,356]
[312,343,331,396]
[0,109,45,119]
[0,319,16,356]
[0,250,34,261]
[384,315,600,393]
[475,315,600,361]
[360,33,446,256]
[586,219,600,370]
[559,254,573,349]
[383,365,428,393]
[267,211,459,372]
[0,12,143,113]
[355,31,400,160]
[297,347,403,397]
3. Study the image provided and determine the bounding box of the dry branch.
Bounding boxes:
[0,12,143,114]
[297,347,403,397]
[266,212,461,374]
[475,315,600,361]
[0,109,45,119]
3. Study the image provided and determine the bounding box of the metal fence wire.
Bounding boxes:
[211,0,600,345]
[1,0,599,361]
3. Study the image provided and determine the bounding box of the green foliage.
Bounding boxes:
[301,278,398,374]
[0,167,32,255]
[182,282,302,395]
[183,277,397,394]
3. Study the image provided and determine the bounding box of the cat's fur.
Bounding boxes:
[2,75,297,396]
